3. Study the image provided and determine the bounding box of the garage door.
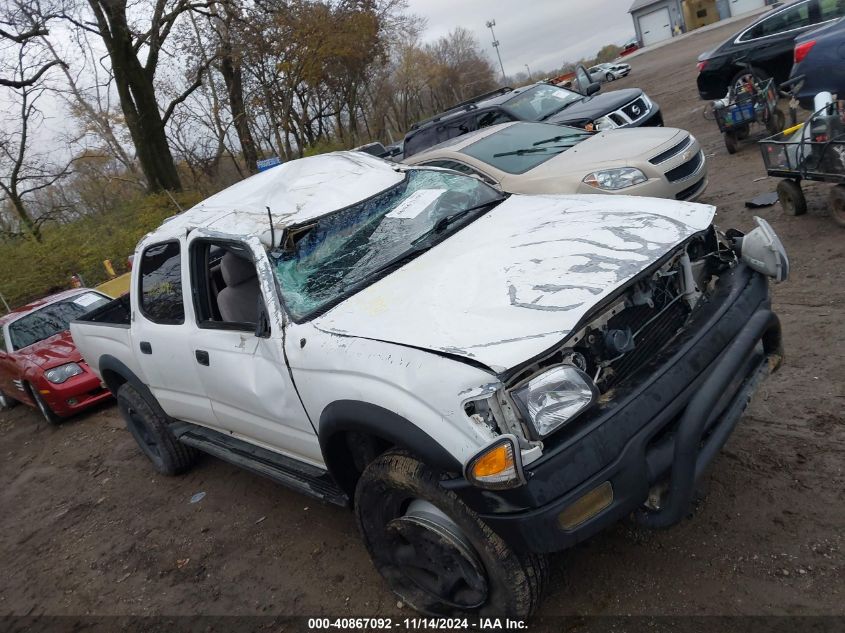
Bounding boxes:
[729,0,765,17]
[639,8,672,47]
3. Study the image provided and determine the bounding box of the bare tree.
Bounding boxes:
[0,45,72,241]
[0,0,65,88]
[64,0,213,192]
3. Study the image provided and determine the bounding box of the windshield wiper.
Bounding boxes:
[411,196,507,246]
[539,101,577,121]
[492,147,569,158]
[532,133,590,146]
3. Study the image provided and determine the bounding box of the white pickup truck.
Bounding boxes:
[71,152,788,618]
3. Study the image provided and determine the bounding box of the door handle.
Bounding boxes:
[195,350,210,366]
[140,341,152,354]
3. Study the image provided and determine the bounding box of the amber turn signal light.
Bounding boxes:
[465,436,526,490]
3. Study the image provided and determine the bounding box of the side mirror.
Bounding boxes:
[255,299,272,338]
[585,82,601,96]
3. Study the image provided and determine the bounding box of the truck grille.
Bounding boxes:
[621,97,648,121]
[665,151,704,183]
[600,300,690,390]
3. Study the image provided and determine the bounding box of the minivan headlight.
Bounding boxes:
[511,366,597,438]
[45,362,83,384]
[583,167,647,190]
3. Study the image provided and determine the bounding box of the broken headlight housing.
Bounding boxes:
[583,167,647,190]
[511,365,598,439]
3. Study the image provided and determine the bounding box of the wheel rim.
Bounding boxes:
[34,393,52,421]
[123,404,161,459]
[386,500,488,609]
[733,72,756,94]
[0,391,9,408]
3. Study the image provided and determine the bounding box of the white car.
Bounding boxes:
[404,121,708,201]
[71,152,787,619]
[589,62,631,82]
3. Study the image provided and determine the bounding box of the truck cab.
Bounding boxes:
[70,151,788,619]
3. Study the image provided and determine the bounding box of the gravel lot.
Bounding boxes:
[1,15,843,626]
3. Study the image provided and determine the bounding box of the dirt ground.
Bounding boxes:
[1,16,843,627]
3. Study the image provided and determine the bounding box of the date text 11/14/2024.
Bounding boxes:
[307,617,528,630]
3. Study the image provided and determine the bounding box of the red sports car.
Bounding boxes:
[0,289,114,424]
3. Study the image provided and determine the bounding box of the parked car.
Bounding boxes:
[0,289,113,423]
[589,62,631,82]
[789,17,845,109]
[696,0,845,100]
[403,65,662,158]
[71,151,788,619]
[403,121,707,201]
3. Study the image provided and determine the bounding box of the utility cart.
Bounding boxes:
[713,77,785,155]
[759,100,845,228]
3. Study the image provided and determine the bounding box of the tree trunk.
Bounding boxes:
[91,1,183,193]
[220,53,259,173]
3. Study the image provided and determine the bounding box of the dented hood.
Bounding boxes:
[313,195,715,372]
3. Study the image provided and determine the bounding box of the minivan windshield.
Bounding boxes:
[461,122,592,174]
[272,169,503,321]
[8,292,109,351]
[504,84,583,121]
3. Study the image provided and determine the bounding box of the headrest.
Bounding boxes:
[221,252,257,287]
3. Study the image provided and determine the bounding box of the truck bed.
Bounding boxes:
[76,294,131,326]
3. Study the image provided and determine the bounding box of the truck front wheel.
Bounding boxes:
[116,383,197,475]
[355,450,548,618]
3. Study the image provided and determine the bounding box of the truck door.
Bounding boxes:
[133,239,216,426]
[186,233,321,466]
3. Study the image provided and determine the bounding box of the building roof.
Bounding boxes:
[144,152,405,246]
[629,0,666,13]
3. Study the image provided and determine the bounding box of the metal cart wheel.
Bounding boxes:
[724,132,739,154]
[777,179,807,216]
[829,184,845,228]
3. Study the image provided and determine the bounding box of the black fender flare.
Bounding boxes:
[318,400,462,494]
[98,355,167,418]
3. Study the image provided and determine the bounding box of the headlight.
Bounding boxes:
[593,115,618,131]
[45,362,83,384]
[583,167,647,190]
[511,366,597,438]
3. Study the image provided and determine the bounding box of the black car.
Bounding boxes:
[403,66,662,158]
[696,0,845,101]
[790,17,845,109]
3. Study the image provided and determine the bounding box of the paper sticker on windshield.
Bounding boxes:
[386,188,446,220]
[73,293,100,307]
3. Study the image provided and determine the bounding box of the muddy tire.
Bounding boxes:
[829,185,845,228]
[355,450,548,618]
[724,131,738,154]
[0,388,17,411]
[31,388,62,425]
[116,383,197,475]
[778,179,807,216]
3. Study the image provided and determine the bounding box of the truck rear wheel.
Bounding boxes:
[116,383,197,475]
[354,450,548,618]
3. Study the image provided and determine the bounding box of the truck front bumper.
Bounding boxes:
[444,264,781,553]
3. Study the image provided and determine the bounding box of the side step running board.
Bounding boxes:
[172,422,349,507]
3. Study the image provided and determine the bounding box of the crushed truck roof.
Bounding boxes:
[143,151,404,245]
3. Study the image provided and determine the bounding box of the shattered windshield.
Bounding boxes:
[9,292,109,351]
[271,169,503,321]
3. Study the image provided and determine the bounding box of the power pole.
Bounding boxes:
[525,64,532,81]
[486,19,506,82]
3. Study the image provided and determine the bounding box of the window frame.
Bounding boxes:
[735,0,817,43]
[189,237,267,333]
[137,239,186,326]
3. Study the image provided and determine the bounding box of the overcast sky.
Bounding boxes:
[405,0,636,77]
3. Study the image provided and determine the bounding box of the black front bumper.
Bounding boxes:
[444,264,782,553]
